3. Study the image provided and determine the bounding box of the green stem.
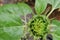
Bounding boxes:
[47,8,55,18]
[44,7,50,15]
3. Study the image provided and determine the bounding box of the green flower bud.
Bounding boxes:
[28,15,50,37]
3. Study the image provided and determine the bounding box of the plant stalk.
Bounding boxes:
[47,8,55,18]
[44,7,50,15]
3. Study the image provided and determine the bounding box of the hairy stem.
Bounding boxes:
[44,7,51,15]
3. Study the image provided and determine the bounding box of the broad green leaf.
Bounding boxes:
[0,6,23,26]
[35,0,47,14]
[47,0,60,9]
[0,12,24,40]
[52,33,60,40]
[0,26,24,40]
[0,3,32,40]
[52,20,60,26]
[51,20,60,40]
[0,6,23,40]
[17,3,33,15]
[17,3,33,23]
[2,3,33,16]
[0,13,23,27]
[2,4,22,16]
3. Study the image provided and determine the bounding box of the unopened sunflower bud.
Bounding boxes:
[28,15,50,37]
